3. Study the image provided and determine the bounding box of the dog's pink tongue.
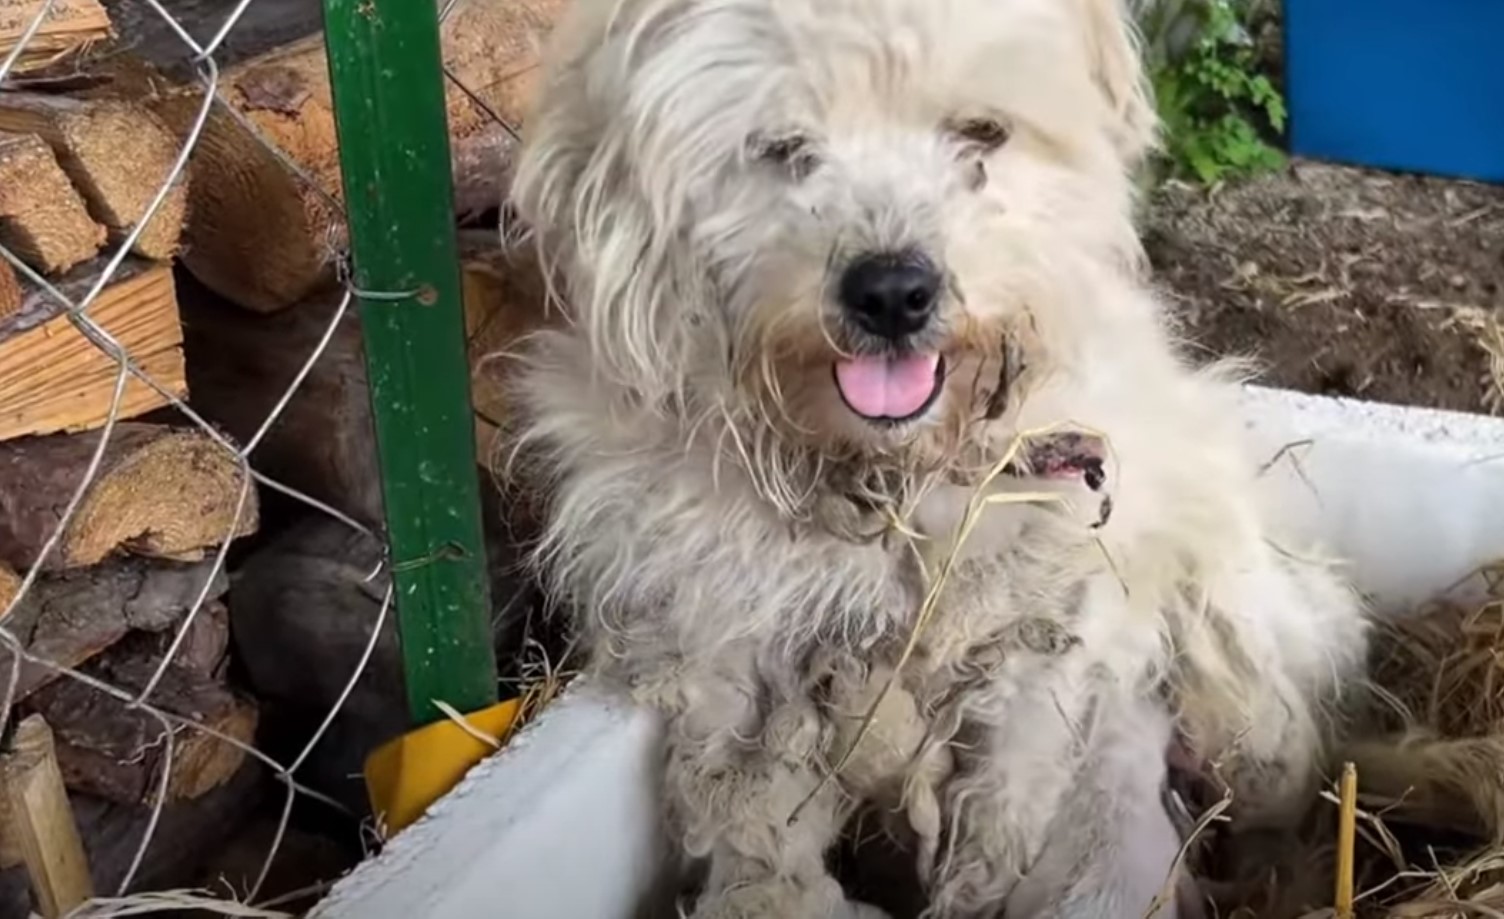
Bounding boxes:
[834,353,941,419]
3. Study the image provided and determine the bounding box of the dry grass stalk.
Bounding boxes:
[1446,309,1504,415]
[432,699,503,750]
[1336,762,1358,919]
[1344,735,1504,842]
[1369,588,1504,739]
[1146,785,1233,919]
[60,889,292,917]
[502,635,579,745]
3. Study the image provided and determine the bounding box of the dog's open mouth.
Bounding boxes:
[833,353,946,424]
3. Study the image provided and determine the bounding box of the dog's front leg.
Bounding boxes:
[1003,693,1201,919]
[1175,547,1368,830]
[924,675,1087,919]
[665,666,884,919]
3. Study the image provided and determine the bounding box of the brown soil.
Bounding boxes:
[1145,159,1504,415]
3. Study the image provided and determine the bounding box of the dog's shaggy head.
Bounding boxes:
[515,0,1157,519]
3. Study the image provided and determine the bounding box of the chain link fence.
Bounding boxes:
[0,0,531,912]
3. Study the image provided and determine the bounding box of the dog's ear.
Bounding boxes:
[1074,0,1158,165]
[512,0,707,405]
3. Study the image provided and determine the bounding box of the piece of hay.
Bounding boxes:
[1369,594,1504,738]
[1335,762,1358,919]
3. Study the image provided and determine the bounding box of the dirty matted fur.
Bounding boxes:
[504,0,1370,916]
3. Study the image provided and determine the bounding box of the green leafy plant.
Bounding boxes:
[1140,0,1287,185]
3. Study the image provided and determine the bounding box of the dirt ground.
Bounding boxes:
[1144,159,1504,415]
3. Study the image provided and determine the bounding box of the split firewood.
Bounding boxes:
[0,557,227,702]
[150,0,563,312]
[0,93,188,260]
[3,762,272,897]
[0,561,18,614]
[0,131,105,274]
[0,0,112,78]
[0,260,185,441]
[0,257,19,318]
[23,639,258,804]
[0,716,94,917]
[0,423,259,572]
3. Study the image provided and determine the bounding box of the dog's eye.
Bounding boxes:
[949,117,1011,151]
[752,133,818,179]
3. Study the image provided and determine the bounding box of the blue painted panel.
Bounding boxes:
[1285,0,1504,183]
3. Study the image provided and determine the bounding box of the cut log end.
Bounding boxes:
[55,102,188,261]
[0,561,19,614]
[174,106,341,313]
[68,429,257,567]
[170,692,259,800]
[0,131,105,275]
[0,258,19,319]
[0,424,260,572]
[0,97,188,262]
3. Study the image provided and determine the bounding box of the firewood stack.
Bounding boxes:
[0,0,563,911]
[0,0,561,909]
[1,3,257,906]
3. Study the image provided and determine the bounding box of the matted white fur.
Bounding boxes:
[505,1,1369,917]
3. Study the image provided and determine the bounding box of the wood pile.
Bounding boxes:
[0,0,561,913]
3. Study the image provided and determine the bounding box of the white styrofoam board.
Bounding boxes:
[311,385,1504,919]
[1239,385,1504,612]
[309,688,664,919]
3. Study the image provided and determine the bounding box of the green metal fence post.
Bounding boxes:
[320,0,498,725]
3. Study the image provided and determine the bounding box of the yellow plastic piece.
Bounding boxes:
[363,698,522,838]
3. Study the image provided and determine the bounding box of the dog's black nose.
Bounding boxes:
[838,252,941,340]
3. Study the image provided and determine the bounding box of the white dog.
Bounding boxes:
[507,0,1369,916]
